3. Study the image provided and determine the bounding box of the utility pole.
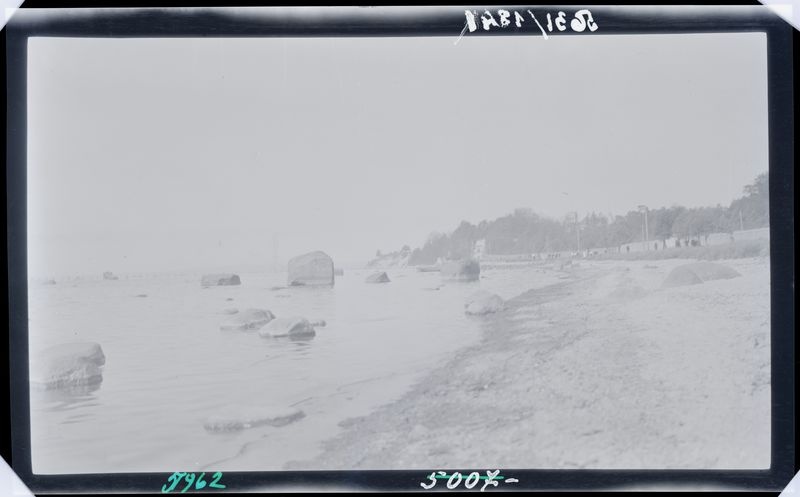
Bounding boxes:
[272,233,279,273]
[568,212,580,252]
[638,205,649,250]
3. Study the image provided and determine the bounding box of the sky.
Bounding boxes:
[27,32,768,277]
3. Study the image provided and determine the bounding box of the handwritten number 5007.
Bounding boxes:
[162,472,225,493]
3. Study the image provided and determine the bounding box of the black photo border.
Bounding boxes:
[5,4,795,493]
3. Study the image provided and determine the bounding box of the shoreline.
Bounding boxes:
[285,257,771,470]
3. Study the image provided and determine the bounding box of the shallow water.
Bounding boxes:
[28,264,562,474]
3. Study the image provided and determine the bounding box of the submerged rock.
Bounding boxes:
[365,272,390,284]
[201,273,241,287]
[220,308,275,331]
[30,342,106,390]
[259,316,316,339]
[440,259,480,282]
[464,290,505,315]
[203,406,305,432]
[135,294,148,298]
[661,266,703,288]
[288,251,335,287]
[222,307,239,315]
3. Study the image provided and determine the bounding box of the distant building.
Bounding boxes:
[473,239,486,260]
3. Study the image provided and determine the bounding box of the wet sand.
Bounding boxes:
[286,257,771,470]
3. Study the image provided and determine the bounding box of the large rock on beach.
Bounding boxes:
[220,308,275,331]
[203,406,305,432]
[609,285,648,300]
[464,290,505,315]
[259,316,317,339]
[201,273,241,287]
[682,262,741,281]
[661,262,741,289]
[365,272,390,283]
[440,259,480,282]
[661,265,703,288]
[288,251,334,287]
[30,342,106,389]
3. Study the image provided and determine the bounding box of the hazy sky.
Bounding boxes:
[27,32,768,276]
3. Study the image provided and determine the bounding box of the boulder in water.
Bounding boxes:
[220,308,275,331]
[287,251,334,287]
[203,406,305,432]
[30,342,106,390]
[682,262,741,281]
[441,259,480,282]
[365,272,390,284]
[201,273,241,287]
[661,266,703,288]
[464,290,505,315]
[259,316,316,339]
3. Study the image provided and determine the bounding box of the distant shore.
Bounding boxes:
[287,256,771,470]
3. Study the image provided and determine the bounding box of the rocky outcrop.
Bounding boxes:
[201,273,241,287]
[220,308,275,331]
[259,316,317,339]
[464,290,505,315]
[440,259,480,282]
[287,251,334,287]
[203,406,305,432]
[30,342,106,390]
[365,272,390,284]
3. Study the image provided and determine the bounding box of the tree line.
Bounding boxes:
[400,172,768,265]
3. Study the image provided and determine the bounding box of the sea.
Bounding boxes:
[27,264,562,474]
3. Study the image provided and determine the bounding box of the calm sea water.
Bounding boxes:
[28,264,561,474]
